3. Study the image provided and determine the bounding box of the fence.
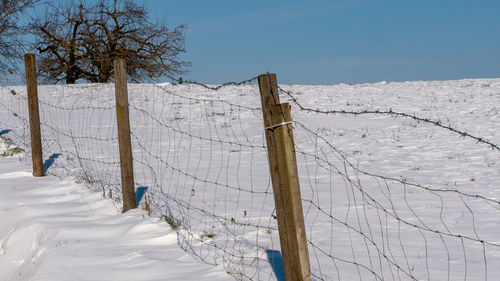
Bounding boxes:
[0,56,499,281]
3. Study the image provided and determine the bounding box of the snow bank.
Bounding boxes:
[0,143,230,281]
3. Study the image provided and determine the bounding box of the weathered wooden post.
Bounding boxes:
[24,53,44,177]
[113,58,136,212]
[258,73,311,281]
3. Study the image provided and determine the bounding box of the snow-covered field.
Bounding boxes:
[0,78,498,280]
[0,150,231,281]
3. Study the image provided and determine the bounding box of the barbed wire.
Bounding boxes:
[278,86,500,152]
[182,76,260,90]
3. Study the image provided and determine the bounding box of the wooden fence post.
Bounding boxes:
[24,54,44,177]
[114,58,136,212]
[258,73,311,281]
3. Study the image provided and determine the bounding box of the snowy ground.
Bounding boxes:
[0,144,231,281]
[0,78,499,280]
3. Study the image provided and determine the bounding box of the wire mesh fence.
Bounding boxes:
[0,76,499,281]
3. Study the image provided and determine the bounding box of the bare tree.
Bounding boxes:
[0,0,39,73]
[31,0,189,84]
[29,2,84,83]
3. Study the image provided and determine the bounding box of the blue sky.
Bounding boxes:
[136,0,500,84]
[8,0,496,85]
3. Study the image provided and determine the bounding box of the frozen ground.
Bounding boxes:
[0,78,499,280]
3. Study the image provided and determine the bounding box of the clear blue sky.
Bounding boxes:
[135,0,500,84]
